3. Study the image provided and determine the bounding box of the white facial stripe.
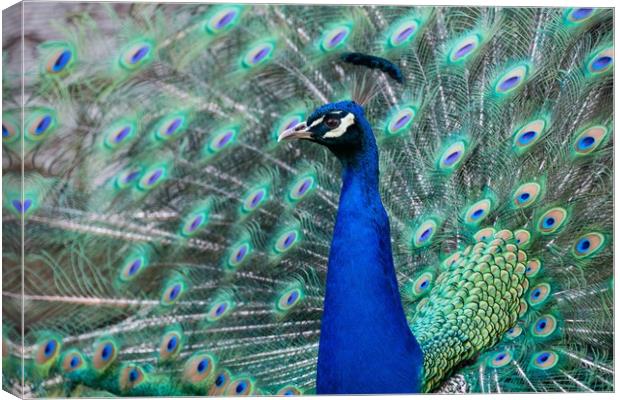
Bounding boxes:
[309,116,324,128]
[323,113,355,138]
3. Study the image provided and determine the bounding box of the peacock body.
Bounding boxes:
[2,2,614,397]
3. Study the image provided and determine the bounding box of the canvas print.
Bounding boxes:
[1,2,614,397]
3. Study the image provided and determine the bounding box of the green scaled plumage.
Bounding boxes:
[2,3,613,397]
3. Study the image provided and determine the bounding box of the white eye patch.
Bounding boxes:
[323,113,355,138]
[309,116,324,128]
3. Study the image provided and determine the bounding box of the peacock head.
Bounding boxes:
[278,100,376,162]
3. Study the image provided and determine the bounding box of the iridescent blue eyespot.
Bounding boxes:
[487,350,512,368]
[530,350,559,370]
[2,115,19,144]
[197,359,208,373]
[287,174,317,203]
[242,41,275,68]
[92,339,117,371]
[586,47,613,76]
[41,41,77,75]
[52,51,72,72]
[277,387,302,396]
[572,232,605,258]
[26,109,57,141]
[448,34,481,63]
[207,300,233,322]
[61,350,85,373]
[412,219,438,248]
[138,165,168,191]
[277,288,303,312]
[566,8,594,23]
[388,20,418,47]
[119,40,155,70]
[385,106,416,136]
[205,6,242,34]
[412,272,434,297]
[494,63,530,95]
[101,344,113,360]
[242,186,268,214]
[12,199,32,214]
[537,207,568,234]
[274,229,300,254]
[320,24,352,52]
[120,365,145,390]
[227,242,252,269]
[183,352,216,385]
[161,279,186,306]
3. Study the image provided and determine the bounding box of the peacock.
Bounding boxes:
[1,2,614,397]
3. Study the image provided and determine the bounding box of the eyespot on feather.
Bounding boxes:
[529,350,560,371]
[92,339,118,371]
[2,114,20,144]
[227,241,252,269]
[273,228,301,254]
[26,109,57,141]
[437,141,467,172]
[585,47,613,76]
[277,386,302,396]
[514,229,531,247]
[119,364,145,391]
[412,219,438,248]
[287,174,317,203]
[319,24,352,52]
[35,336,61,366]
[512,182,542,208]
[207,299,234,322]
[276,287,304,312]
[137,164,168,191]
[505,325,523,340]
[61,349,85,373]
[387,19,418,48]
[241,41,275,68]
[463,199,492,226]
[384,106,416,136]
[204,6,242,34]
[183,352,216,385]
[525,258,542,278]
[41,41,75,75]
[572,232,606,259]
[512,119,547,154]
[448,33,481,63]
[119,39,155,70]
[572,125,609,156]
[159,331,183,361]
[242,186,269,214]
[564,8,596,24]
[411,271,434,297]
[494,63,530,95]
[528,282,551,308]
[209,369,232,396]
[530,314,558,339]
[487,350,513,368]
[225,377,255,396]
[536,207,569,235]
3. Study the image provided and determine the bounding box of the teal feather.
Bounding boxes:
[2,3,613,396]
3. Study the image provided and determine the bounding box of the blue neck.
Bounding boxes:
[316,133,424,394]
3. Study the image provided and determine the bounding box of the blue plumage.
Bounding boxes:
[307,102,423,393]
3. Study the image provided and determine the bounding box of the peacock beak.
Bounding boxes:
[278,122,313,142]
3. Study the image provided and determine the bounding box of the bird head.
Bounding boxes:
[278,100,376,161]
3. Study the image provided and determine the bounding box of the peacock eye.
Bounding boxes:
[325,118,340,129]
